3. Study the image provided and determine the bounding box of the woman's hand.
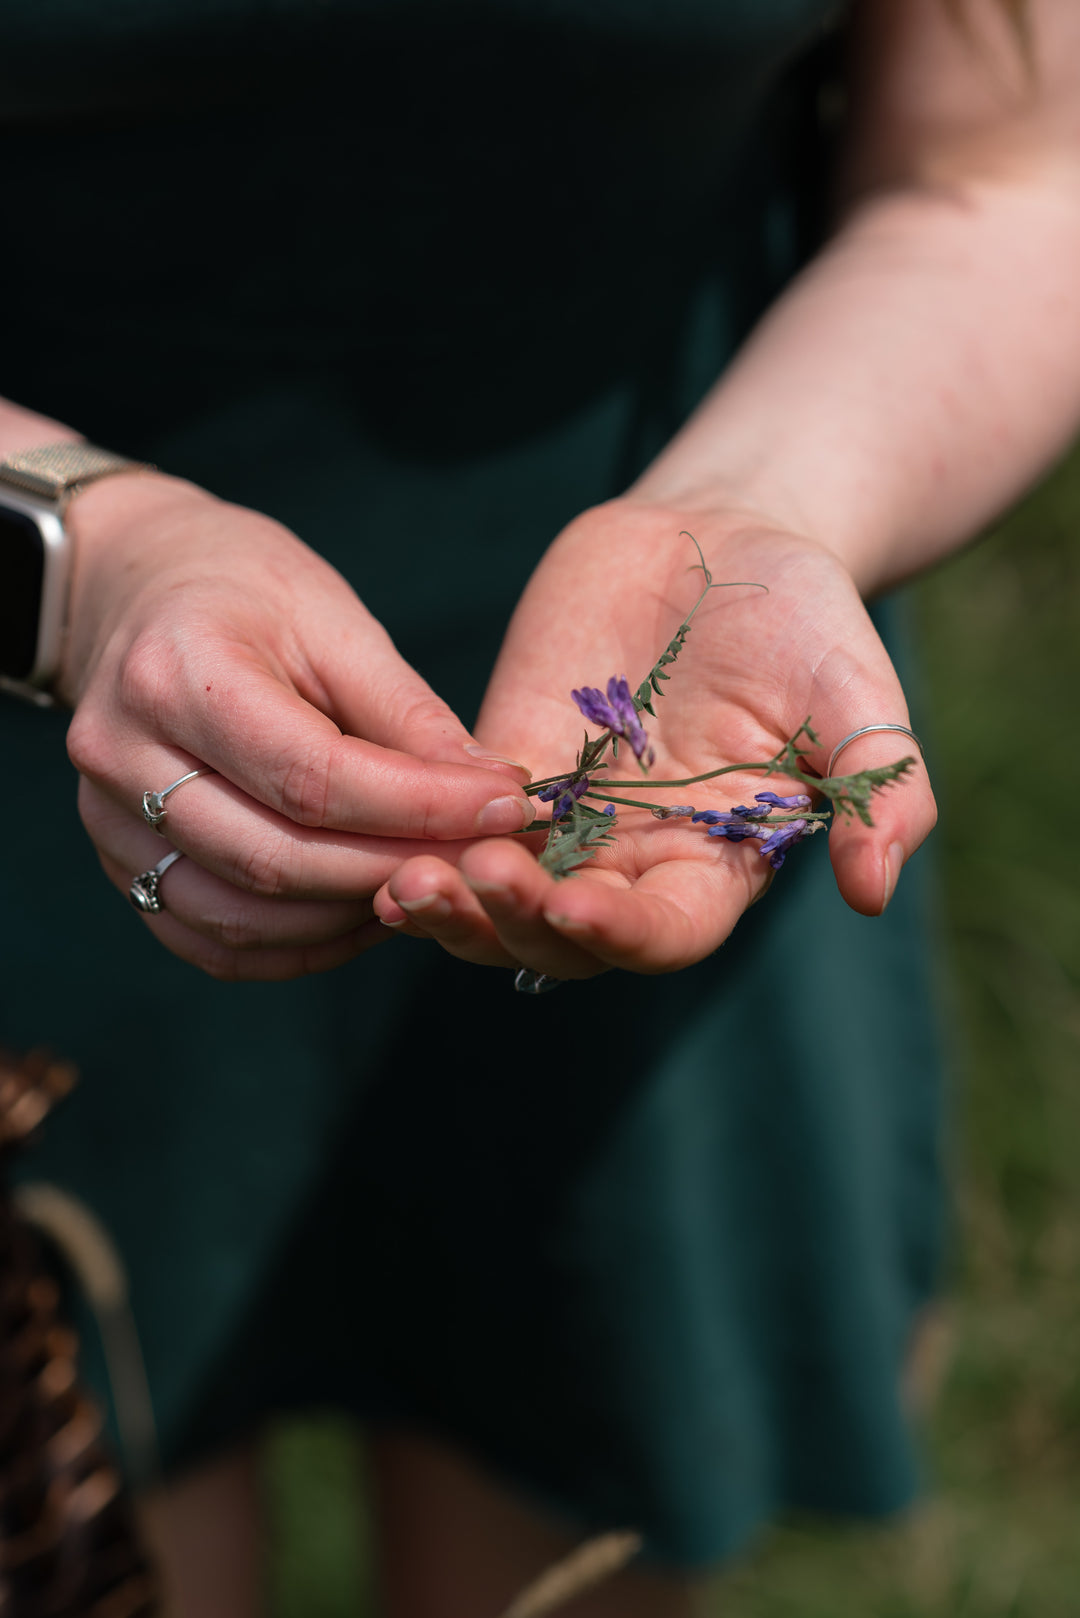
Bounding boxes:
[62,472,532,980]
[373,500,937,978]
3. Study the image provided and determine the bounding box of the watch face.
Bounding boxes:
[0,504,44,680]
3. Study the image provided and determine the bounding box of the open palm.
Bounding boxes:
[374,500,936,977]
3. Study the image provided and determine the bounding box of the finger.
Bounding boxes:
[465,854,612,977]
[309,611,532,783]
[97,835,373,952]
[794,634,937,917]
[72,649,533,842]
[385,842,608,978]
[382,815,773,976]
[457,829,764,977]
[174,655,534,834]
[145,916,390,982]
[824,730,937,915]
[376,857,521,968]
[186,654,533,836]
[76,769,479,903]
[540,845,766,973]
[114,865,390,981]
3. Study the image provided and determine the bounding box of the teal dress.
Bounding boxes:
[0,0,943,1565]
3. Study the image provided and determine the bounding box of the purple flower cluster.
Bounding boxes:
[692,791,815,869]
[571,677,652,763]
[537,774,590,819]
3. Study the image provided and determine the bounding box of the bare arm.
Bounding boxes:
[636,0,1080,590]
[380,0,1080,975]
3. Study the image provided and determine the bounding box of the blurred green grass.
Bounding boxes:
[709,451,1080,1613]
[264,449,1080,1617]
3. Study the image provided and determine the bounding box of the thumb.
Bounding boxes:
[316,613,532,784]
[818,718,936,916]
[800,633,936,916]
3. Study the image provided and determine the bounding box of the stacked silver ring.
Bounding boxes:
[129,849,184,914]
[142,766,215,834]
[514,968,562,994]
[131,764,214,914]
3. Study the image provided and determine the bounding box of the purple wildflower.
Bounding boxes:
[692,807,767,828]
[602,803,617,816]
[758,818,810,869]
[704,821,767,845]
[650,805,696,820]
[754,791,813,810]
[571,676,651,762]
[537,774,589,819]
[693,801,817,866]
[571,676,633,733]
[693,810,764,843]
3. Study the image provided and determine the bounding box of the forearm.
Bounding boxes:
[634,171,1080,596]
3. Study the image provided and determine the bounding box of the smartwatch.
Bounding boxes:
[0,443,150,706]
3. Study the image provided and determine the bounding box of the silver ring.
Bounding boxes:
[142,767,215,834]
[129,849,184,915]
[514,968,562,995]
[827,724,923,777]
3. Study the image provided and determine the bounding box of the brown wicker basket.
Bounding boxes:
[0,1049,158,1618]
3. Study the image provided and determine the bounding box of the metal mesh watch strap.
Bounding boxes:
[0,443,151,508]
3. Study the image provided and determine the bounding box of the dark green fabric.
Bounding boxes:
[0,0,943,1566]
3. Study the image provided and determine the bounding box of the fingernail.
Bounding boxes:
[464,745,532,778]
[882,841,905,912]
[380,917,407,929]
[475,795,531,835]
[398,893,452,920]
[464,875,512,899]
[544,909,590,935]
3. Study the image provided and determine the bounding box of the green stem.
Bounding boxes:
[597,760,775,790]
[526,766,610,797]
[525,742,614,796]
[581,791,665,811]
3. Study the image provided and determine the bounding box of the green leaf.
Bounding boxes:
[814,756,917,825]
[539,816,617,879]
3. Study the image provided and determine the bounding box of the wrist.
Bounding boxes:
[0,402,83,461]
[623,465,880,595]
[0,430,145,705]
[1,433,186,706]
[64,466,213,553]
[58,472,220,701]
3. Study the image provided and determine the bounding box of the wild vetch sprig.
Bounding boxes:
[521,536,915,879]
